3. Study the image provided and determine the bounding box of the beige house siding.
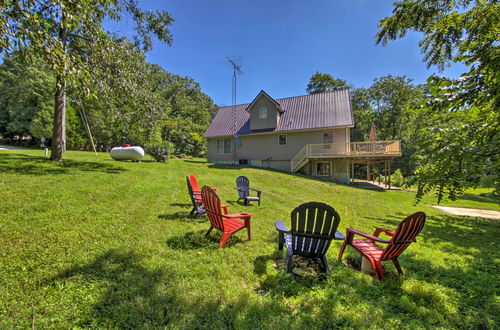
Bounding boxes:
[248,97,280,130]
[207,127,350,174]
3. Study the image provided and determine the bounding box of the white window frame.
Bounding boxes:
[322,131,333,149]
[278,134,287,145]
[316,162,331,177]
[258,106,268,119]
[216,138,232,154]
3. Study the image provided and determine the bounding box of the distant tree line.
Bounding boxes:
[0,42,217,157]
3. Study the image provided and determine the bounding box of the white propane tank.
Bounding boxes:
[110,145,145,161]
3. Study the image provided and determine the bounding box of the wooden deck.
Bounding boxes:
[291,140,401,173]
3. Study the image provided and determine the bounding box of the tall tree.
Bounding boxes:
[351,75,424,176]
[306,72,351,94]
[1,1,174,161]
[377,0,499,201]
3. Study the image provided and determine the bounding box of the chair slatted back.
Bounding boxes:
[186,176,199,208]
[381,212,426,260]
[188,174,200,192]
[236,176,249,199]
[201,186,225,231]
[290,202,341,256]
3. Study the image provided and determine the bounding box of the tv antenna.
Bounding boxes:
[226,57,243,135]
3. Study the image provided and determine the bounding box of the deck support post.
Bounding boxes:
[351,160,354,183]
[388,160,391,190]
[384,160,387,188]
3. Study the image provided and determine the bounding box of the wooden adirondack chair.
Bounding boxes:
[201,185,252,248]
[337,212,426,281]
[187,174,216,195]
[274,202,345,273]
[235,176,261,206]
[186,176,205,218]
[186,176,226,219]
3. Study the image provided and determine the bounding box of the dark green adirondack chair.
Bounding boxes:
[235,176,261,206]
[274,202,345,273]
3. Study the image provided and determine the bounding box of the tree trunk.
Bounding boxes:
[50,74,66,161]
[50,13,68,161]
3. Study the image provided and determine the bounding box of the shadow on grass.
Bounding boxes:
[0,153,126,175]
[165,229,244,250]
[454,192,499,205]
[182,159,207,164]
[157,211,197,222]
[168,203,191,207]
[48,250,175,327]
[47,249,293,328]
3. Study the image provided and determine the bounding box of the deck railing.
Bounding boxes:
[291,140,401,172]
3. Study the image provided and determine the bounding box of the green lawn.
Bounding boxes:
[1,150,498,328]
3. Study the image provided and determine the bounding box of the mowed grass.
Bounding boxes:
[0,150,498,329]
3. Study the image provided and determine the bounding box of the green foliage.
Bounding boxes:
[0,150,499,328]
[0,54,87,147]
[377,0,500,202]
[351,75,425,176]
[0,0,174,160]
[0,56,54,138]
[391,169,404,187]
[145,141,173,162]
[306,72,351,94]
[0,43,214,156]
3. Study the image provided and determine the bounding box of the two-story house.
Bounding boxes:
[204,89,401,184]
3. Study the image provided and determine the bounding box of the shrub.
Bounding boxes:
[145,141,173,162]
[391,169,404,187]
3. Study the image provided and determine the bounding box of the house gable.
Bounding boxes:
[245,90,283,131]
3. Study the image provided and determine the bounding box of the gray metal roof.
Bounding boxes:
[204,89,354,138]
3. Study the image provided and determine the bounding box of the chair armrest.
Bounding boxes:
[373,227,395,237]
[274,221,290,233]
[235,187,245,191]
[223,212,252,219]
[346,228,390,243]
[334,230,345,240]
[249,187,261,193]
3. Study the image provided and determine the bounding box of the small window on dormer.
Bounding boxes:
[259,107,267,119]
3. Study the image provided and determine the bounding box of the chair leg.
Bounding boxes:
[321,255,329,274]
[392,259,404,276]
[189,207,196,216]
[205,226,214,237]
[219,233,231,248]
[247,225,251,241]
[286,254,293,273]
[337,240,348,261]
[372,260,385,281]
[278,232,284,251]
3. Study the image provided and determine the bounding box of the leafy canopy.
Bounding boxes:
[377,0,499,201]
[306,72,351,94]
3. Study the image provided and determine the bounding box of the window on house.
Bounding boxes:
[259,106,268,119]
[316,162,330,176]
[278,134,287,145]
[323,132,333,149]
[217,138,232,154]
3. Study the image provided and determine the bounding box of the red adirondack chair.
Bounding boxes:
[188,174,216,196]
[201,185,252,248]
[338,212,426,281]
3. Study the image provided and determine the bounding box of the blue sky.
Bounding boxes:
[108,0,466,106]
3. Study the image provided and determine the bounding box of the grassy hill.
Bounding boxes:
[1,150,498,328]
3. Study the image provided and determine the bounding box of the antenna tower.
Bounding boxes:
[226,57,243,135]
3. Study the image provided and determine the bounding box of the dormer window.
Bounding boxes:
[259,107,268,119]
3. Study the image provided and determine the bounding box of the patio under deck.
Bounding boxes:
[291,140,401,189]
